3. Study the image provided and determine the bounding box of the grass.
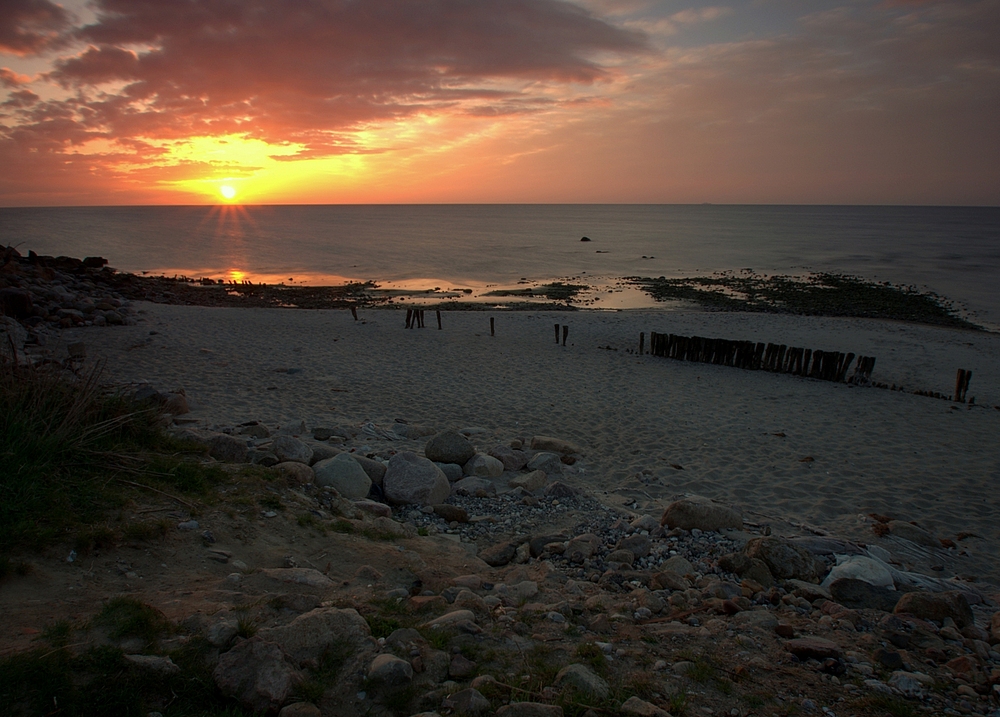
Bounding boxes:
[93,596,172,646]
[574,643,606,672]
[366,614,403,639]
[853,693,918,717]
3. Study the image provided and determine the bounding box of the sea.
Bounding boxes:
[2,204,998,326]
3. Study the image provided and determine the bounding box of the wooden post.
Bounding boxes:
[562,325,568,346]
[954,369,965,401]
[436,310,442,330]
[555,324,560,344]
[419,310,425,328]
[639,332,645,355]
[405,309,412,328]
[350,306,358,321]
[962,370,972,402]
[490,317,495,336]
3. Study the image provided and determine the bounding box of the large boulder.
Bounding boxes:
[383,451,451,505]
[894,591,975,628]
[554,663,609,700]
[452,476,496,497]
[660,496,742,531]
[508,470,547,492]
[526,452,562,474]
[718,552,774,588]
[530,435,584,456]
[349,454,387,487]
[274,461,315,486]
[367,653,413,687]
[312,453,372,499]
[463,454,504,478]
[488,445,528,471]
[745,537,822,582]
[425,431,476,465]
[208,433,249,463]
[257,607,372,667]
[213,637,301,713]
[828,578,901,612]
[271,435,314,465]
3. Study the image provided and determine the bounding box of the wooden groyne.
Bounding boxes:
[645,331,876,384]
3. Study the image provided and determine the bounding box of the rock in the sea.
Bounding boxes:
[271,435,314,465]
[212,637,301,714]
[660,496,742,531]
[208,433,249,463]
[530,435,584,456]
[383,451,451,506]
[463,453,504,478]
[488,445,528,471]
[452,476,496,497]
[425,431,476,465]
[745,536,822,582]
[274,461,315,486]
[258,607,371,667]
[350,454,387,487]
[526,451,562,474]
[508,470,547,492]
[554,663,609,699]
[828,578,901,612]
[312,453,372,499]
[894,591,975,628]
[367,653,413,686]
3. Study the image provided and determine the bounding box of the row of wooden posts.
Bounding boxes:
[640,330,876,384]
[404,309,443,330]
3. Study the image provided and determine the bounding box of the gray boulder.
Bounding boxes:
[745,536,822,582]
[258,607,371,668]
[212,637,301,713]
[463,454,504,478]
[383,451,451,505]
[443,687,491,716]
[434,462,464,481]
[307,443,340,465]
[274,461,315,486]
[554,663,609,699]
[527,451,562,474]
[894,590,975,628]
[313,453,372,499]
[271,435,314,465]
[208,433,248,463]
[530,435,584,456]
[425,431,476,465]
[660,496,742,531]
[488,445,528,471]
[828,578,901,612]
[367,653,413,686]
[452,476,496,497]
[350,454,387,487]
[508,470,546,492]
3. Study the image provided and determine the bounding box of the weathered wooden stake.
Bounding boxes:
[405,309,412,328]
[955,369,965,402]
[419,310,425,328]
[490,317,495,336]
[350,306,358,321]
[554,324,560,344]
[436,310,442,330]
[639,332,645,355]
[562,325,569,346]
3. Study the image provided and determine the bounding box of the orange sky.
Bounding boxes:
[1,0,998,206]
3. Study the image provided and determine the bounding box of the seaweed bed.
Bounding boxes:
[484,282,588,302]
[627,272,982,330]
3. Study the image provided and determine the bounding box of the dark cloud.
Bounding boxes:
[0,0,72,55]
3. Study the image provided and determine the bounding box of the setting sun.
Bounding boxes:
[219,185,237,200]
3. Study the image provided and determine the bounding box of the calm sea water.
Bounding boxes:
[2,204,998,324]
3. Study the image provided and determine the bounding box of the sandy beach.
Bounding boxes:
[69,303,1000,586]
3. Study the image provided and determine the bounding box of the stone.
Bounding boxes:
[661,555,695,576]
[449,653,477,678]
[274,461,315,486]
[432,504,469,522]
[208,433,248,463]
[261,568,335,588]
[425,431,476,465]
[353,499,393,518]
[828,578,901,612]
[745,537,821,582]
[508,470,547,492]
[350,454,387,487]
[660,496,742,531]
[278,704,322,717]
[618,534,652,559]
[480,542,517,567]
[213,637,301,714]
[271,435,314,465]
[630,515,660,532]
[554,663,609,700]
[530,435,584,456]
[463,454,504,478]
[258,607,371,667]
[312,453,372,499]
[307,443,340,464]
[887,520,939,548]
[442,687,491,716]
[873,648,904,670]
[422,610,477,630]
[992,611,1000,643]
[368,653,413,686]
[489,445,529,471]
[620,695,671,717]
[496,703,564,717]
[718,553,774,588]
[452,476,496,497]
[785,579,831,602]
[894,591,975,628]
[383,452,451,506]
[434,462,464,482]
[820,555,894,589]
[206,617,239,647]
[542,481,576,498]
[564,534,601,562]
[731,610,779,630]
[526,452,562,474]
[649,571,687,591]
[123,654,180,675]
[888,671,926,698]
[784,637,842,660]
[162,392,190,415]
[392,423,435,439]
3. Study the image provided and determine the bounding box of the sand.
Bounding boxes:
[71,304,1000,585]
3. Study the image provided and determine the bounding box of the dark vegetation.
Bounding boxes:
[628,271,981,330]
[484,282,588,303]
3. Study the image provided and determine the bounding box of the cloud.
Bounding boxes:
[0,0,72,56]
[0,67,33,87]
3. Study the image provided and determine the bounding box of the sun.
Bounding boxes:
[219,184,237,200]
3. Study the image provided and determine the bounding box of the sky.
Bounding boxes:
[1,0,998,206]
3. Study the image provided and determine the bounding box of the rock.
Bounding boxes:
[554,663,609,699]
[888,671,926,698]
[312,453,372,499]
[353,499,393,518]
[887,520,939,548]
[660,496,742,531]
[820,555,894,589]
[213,637,301,714]
[543,482,576,498]
[526,452,562,474]
[206,617,239,647]
[392,423,435,439]
[279,704,322,717]
[432,504,469,522]
[0,288,33,319]
[529,535,568,558]
[442,687,491,716]
[434,462,464,482]
[630,515,660,532]
[463,454,504,478]
[307,443,340,464]
[480,542,517,567]
[489,445,528,471]
[274,461,315,486]
[208,433,248,463]
[745,537,821,582]
[425,431,476,465]
[452,476,496,497]
[496,703,564,717]
[661,555,695,576]
[649,571,687,591]
[271,435,314,465]
[422,610,477,630]
[785,579,831,602]
[508,470,547,492]
[784,637,842,660]
[992,611,1000,642]
[162,392,190,415]
[618,534,652,559]
[530,435,584,456]
[258,607,370,667]
[350,454,387,487]
[260,568,335,588]
[620,695,671,717]
[873,648,904,670]
[123,654,180,675]
[368,653,413,686]
[449,653,477,678]
[731,610,779,630]
[564,534,601,562]
[383,452,451,506]
[607,549,634,566]
[718,553,774,588]
[894,591,975,628]
[828,578,901,612]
